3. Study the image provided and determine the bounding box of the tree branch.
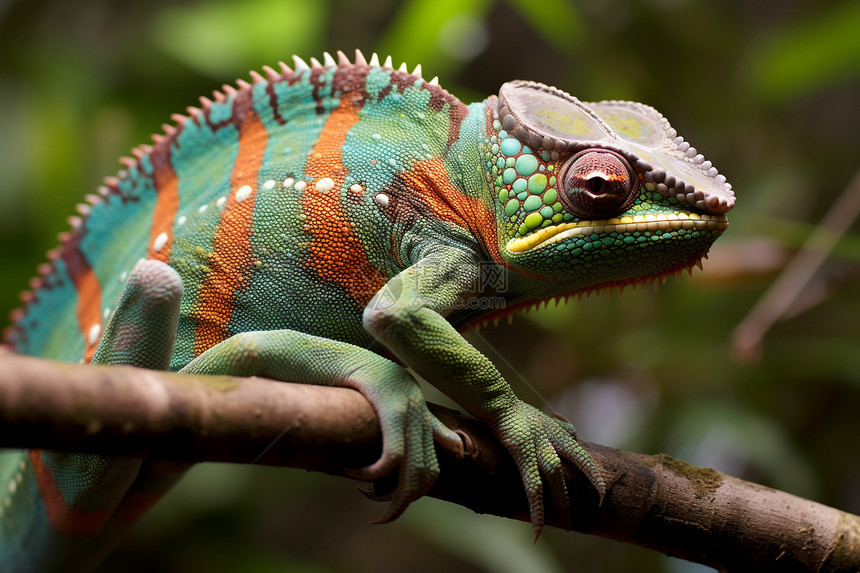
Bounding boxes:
[1,348,857,571]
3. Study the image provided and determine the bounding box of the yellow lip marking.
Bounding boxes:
[506,213,729,253]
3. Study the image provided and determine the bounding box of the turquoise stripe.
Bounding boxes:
[0,452,59,570]
[13,257,85,361]
[80,169,157,330]
[341,76,456,273]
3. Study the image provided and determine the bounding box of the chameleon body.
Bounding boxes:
[1,50,734,570]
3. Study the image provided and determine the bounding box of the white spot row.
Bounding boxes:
[2,461,28,512]
[149,176,361,255]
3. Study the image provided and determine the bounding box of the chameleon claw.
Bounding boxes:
[357,486,393,503]
[362,460,436,525]
[345,454,399,482]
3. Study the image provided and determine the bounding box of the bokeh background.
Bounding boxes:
[1,0,858,571]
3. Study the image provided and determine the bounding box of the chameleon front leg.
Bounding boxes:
[0,259,183,572]
[179,328,466,522]
[362,247,606,537]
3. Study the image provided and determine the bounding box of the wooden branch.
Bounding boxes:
[1,348,858,571]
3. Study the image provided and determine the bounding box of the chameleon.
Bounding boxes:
[1,49,734,570]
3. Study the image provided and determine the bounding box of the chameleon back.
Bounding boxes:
[7,54,488,370]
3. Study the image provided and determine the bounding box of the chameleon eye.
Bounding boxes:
[558,150,638,218]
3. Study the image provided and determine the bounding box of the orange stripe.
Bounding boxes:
[77,269,102,363]
[61,237,103,363]
[147,162,180,262]
[29,450,112,536]
[191,110,268,355]
[399,157,505,265]
[302,94,389,306]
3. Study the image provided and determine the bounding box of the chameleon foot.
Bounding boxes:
[345,381,467,523]
[492,401,606,538]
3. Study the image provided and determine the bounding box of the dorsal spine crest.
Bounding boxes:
[5,50,456,341]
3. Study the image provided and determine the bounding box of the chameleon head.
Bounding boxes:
[488,81,735,289]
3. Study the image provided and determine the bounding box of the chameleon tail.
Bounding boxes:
[0,260,184,572]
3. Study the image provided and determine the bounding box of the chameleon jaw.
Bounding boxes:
[505,212,729,253]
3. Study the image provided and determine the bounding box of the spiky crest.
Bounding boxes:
[466,252,710,332]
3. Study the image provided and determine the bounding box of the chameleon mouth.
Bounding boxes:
[505,213,729,253]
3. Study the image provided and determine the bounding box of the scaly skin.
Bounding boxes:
[0,260,184,571]
[1,50,734,570]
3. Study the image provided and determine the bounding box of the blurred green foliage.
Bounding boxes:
[151,0,327,77]
[1,0,858,571]
[746,1,860,101]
